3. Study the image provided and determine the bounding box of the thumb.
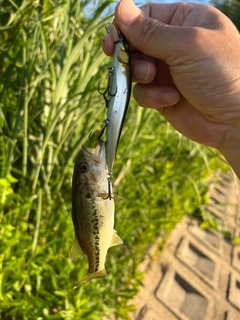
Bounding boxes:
[115,0,191,61]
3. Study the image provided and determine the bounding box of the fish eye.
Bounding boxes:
[79,162,88,173]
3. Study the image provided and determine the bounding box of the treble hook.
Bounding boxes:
[98,82,109,108]
[98,68,118,108]
[88,119,109,142]
[98,176,112,201]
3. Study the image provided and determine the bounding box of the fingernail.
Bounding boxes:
[135,62,150,82]
[117,0,143,26]
[163,91,179,104]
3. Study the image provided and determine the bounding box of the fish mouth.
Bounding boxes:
[82,140,106,164]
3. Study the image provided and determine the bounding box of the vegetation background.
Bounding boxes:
[0,0,238,319]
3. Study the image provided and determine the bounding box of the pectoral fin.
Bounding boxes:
[68,238,84,262]
[110,230,123,248]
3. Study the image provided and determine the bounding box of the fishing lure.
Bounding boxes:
[104,24,132,177]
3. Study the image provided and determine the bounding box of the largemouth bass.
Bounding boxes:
[70,140,122,288]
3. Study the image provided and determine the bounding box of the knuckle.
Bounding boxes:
[137,18,163,53]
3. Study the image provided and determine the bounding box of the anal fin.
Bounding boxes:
[110,230,123,248]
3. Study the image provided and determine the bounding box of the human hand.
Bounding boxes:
[102,0,240,176]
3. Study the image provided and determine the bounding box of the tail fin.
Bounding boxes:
[73,269,106,289]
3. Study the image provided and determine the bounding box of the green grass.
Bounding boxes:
[0,0,229,319]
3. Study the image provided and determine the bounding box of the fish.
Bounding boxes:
[69,140,123,288]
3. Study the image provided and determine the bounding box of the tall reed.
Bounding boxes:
[0,0,226,319]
